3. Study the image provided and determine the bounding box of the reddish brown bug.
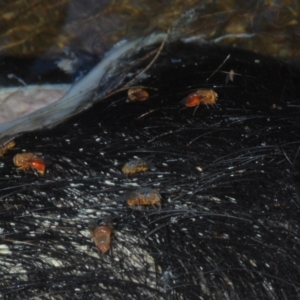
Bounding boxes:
[90,225,112,254]
[126,188,161,209]
[13,153,46,175]
[182,89,218,107]
[0,140,15,157]
[181,54,229,109]
[122,158,149,175]
[127,87,149,102]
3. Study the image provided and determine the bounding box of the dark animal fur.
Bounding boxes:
[1,42,300,299]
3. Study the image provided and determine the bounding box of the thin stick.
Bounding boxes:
[124,33,169,88]
[204,54,230,82]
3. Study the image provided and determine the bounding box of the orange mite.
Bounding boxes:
[0,140,15,157]
[183,89,218,107]
[122,158,149,175]
[90,225,112,254]
[126,188,162,209]
[13,153,46,175]
[127,87,149,102]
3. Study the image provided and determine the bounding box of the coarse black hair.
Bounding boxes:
[1,40,300,300]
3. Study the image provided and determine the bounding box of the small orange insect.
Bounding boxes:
[13,153,46,175]
[0,140,15,157]
[127,87,149,102]
[90,225,112,254]
[182,89,218,107]
[122,158,149,175]
[126,188,161,209]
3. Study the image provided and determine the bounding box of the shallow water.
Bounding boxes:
[1,1,299,58]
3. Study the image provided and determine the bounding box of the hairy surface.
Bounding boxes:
[1,42,300,299]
